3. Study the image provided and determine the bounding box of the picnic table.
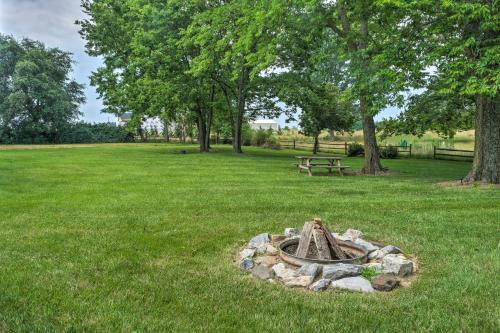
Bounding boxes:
[296,156,350,176]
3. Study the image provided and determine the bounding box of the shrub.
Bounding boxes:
[57,123,135,144]
[263,135,281,149]
[251,129,270,146]
[380,145,399,159]
[347,142,364,156]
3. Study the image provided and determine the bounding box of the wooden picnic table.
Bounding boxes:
[296,156,350,176]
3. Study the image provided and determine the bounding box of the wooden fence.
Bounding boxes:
[433,147,474,162]
[279,140,412,157]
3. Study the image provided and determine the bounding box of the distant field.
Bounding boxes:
[279,130,475,158]
[0,143,498,332]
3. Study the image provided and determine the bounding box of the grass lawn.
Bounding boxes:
[0,144,498,332]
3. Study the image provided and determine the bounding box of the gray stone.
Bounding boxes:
[381,245,403,255]
[272,263,297,281]
[309,279,331,292]
[284,228,300,238]
[298,263,322,278]
[283,275,314,288]
[240,258,254,270]
[371,274,400,291]
[353,239,379,253]
[323,263,363,280]
[368,249,385,260]
[332,232,349,241]
[331,276,374,293]
[342,229,363,241]
[363,262,384,271]
[248,233,270,248]
[240,248,256,260]
[383,254,413,276]
[254,244,268,254]
[251,264,275,280]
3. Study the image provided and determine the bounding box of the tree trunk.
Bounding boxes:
[233,68,249,154]
[360,96,384,174]
[196,108,208,152]
[313,135,319,154]
[464,95,500,183]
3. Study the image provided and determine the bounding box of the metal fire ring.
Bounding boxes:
[279,238,368,267]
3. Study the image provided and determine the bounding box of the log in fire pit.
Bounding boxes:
[279,218,368,266]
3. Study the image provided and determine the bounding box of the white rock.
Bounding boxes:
[283,275,314,288]
[322,263,363,280]
[272,263,297,281]
[363,262,384,271]
[331,276,375,293]
[332,232,349,241]
[342,229,363,241]
[383,254,413,276]
[284,228,300,238]
[240,248,256,260]
[368,249,385,260]
[353,239,379,253]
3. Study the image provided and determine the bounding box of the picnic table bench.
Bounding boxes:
[296,156,350,176]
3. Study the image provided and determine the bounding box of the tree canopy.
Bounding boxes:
[0,35,85,144]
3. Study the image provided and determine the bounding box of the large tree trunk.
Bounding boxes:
[464,95,500,184]
[360,96,384,174]
[196,108,209,153]
[233,68,249,154]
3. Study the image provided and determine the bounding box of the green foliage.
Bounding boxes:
[347,142,364,157]
[0,35,85,144]
[250,128,280,149]
[361,267,380,280]
[57,123,134,144]
[379,145,399,159]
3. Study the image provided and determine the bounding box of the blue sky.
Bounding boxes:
[0,0,399,126]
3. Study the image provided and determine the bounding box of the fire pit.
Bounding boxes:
[237,218,417,293]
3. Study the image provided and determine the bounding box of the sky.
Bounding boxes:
[0,0,399,126]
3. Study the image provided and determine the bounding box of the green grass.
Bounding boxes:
[0,144,498,332]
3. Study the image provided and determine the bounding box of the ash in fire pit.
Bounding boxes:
[237,218,417,293]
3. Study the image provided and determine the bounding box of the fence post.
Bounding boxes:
[293,139,296,150]
[433,146,436,159]
[409,144,412,158]
[344,142,348,155]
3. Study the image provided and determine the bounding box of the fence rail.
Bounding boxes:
[434,146,474,161]
[279,140,412,157]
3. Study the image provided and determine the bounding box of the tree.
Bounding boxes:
[0,35,85,143]
[300,1,418,174]
[378,0,499,183]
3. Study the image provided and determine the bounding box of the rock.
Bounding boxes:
[368,249,385,260]
[381,245,403,255]
[254,244,268,254]
[284,275,314,288]
[298,263,322,278]
[272,263,297,281]
[240,248,256,260]
[240,258,254,270]
[331,276,374,293]
[271,234,286,242]
[248,233,270,248]
[323,263,363,280]
[284,228,300,238]
[254,255,279,267]
[363,262,384,271]
[309,279,331,292]
[371,274,400,291]
[251,264,275,280]
[342,229,363,241]
[383,254,413,276]
[265,244,279,255]
[353,239,379,253]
